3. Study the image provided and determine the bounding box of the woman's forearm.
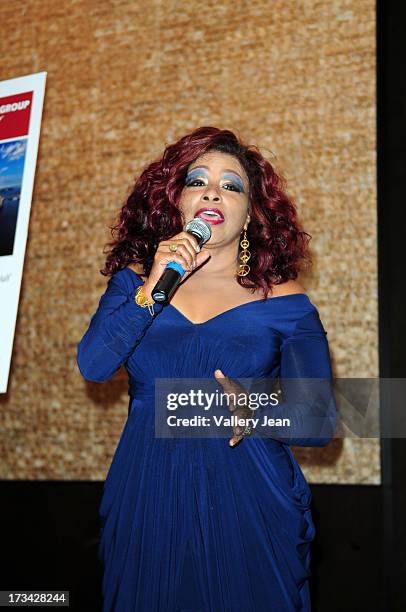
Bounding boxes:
[77,271,163,382]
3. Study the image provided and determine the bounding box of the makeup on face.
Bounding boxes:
[185,167,208,183]
[221,172,245,193]
[185,165,246,194]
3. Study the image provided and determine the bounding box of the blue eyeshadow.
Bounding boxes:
[222,173,245,192]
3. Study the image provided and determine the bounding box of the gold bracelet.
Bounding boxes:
[135,285,155,316]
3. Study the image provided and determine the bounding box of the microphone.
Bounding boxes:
[151,217,212,303]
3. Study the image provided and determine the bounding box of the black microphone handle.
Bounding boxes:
[151,267,182,303]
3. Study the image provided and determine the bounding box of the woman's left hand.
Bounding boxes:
[214,369,256,447]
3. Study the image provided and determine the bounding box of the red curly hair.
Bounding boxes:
[101,126,312,298]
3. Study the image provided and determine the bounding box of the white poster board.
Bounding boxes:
[0,72,47,393]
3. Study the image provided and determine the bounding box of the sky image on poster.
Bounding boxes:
[0,139,28,256]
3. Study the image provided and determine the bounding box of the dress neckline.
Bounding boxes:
[124,267,310,327]
[167,295,309,326]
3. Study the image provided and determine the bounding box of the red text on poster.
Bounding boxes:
[0,91,33,140]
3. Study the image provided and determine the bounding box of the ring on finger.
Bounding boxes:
[241,424,253,437]
[169,243,178,253]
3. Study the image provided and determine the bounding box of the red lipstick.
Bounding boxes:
[195,208,225,224]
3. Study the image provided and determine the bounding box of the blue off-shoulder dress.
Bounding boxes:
[77,267,336,612]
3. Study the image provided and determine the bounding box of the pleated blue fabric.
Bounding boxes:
[77,267,336,612]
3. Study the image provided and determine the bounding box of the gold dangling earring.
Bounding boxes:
[237,229,251,277]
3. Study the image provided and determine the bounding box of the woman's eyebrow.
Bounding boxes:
[222,169,243,181]
[186,166,208,176]
[188,165,244,182]
[222,171,245,186]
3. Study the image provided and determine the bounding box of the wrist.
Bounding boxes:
[135,283,156,317]
[141,281,155,303]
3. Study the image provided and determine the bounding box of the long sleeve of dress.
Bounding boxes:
[76,270,164,383]
[253,309,337,447]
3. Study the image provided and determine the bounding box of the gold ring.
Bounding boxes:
[241,425,253,437]
[169,243,178,253]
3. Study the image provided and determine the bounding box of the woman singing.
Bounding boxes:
[77,126,336,612]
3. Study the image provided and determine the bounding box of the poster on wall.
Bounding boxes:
[0,72,47,393]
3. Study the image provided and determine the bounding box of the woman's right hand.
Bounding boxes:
[142,231,211,300]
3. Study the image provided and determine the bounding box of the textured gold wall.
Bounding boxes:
[0,1,377,483]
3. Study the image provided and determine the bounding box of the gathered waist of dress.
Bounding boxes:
[128,379,155,398]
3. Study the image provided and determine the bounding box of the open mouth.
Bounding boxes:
[195,208,225,224]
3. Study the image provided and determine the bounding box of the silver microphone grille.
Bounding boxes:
[184,217,212,244]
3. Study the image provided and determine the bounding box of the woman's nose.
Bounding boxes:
[201,188,221,202]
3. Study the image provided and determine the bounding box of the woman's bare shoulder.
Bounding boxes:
[270,279,307,297]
